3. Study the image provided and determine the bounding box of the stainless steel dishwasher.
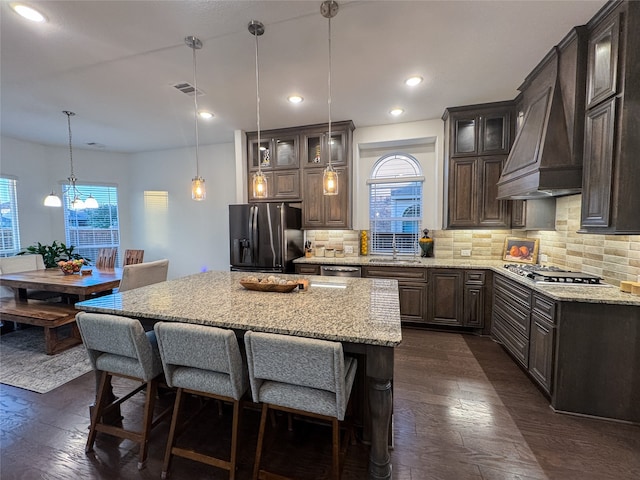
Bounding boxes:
[320,265,361,277]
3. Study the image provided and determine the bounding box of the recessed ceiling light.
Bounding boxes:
[198,111,214,119]
[405,76,423,87]
[288,95,304,104]
[11,3,47,22]
[390,108,404,117]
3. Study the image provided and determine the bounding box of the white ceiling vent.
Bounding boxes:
[172,82,204,97]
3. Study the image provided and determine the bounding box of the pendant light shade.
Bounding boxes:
[44,191,62,207]
[322,1,339,196]
[250,20,268,199]
[45,111,98,209]
[186,35,206,201]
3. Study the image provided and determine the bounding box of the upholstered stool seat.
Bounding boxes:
[154,322,249,480]
[76,311,171,470]
[244,331,357,480]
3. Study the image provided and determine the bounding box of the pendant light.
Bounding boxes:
[249,20,268,199]
[186,35,206,201]
[322,0,339,196]
[45,111,98,209]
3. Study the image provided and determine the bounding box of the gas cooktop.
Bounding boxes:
[503,264,608,285]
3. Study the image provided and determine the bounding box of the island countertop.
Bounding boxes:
[75,270,402,347]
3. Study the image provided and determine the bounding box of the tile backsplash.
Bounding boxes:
[304,195,640,286]
[432,195,640,286]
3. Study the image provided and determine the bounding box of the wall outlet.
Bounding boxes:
[461,249,472,257]
[344,245,354,254]
[539,253,549,262]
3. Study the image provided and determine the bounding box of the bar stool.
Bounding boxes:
[154,322,249,480]
[244,331,357,480]
[76,311,170,470]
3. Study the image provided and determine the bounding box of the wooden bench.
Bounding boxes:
[0,298,81,355]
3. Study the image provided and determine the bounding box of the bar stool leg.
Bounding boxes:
[162,387,184,479]
[86,371,110,454]
[252,403,270,480]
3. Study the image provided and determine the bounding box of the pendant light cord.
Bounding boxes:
[327,13,332,167]
[254,28,262,175]
[192,41,200,178]
[64,111,76,182]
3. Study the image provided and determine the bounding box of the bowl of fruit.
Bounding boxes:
[58,259,85,275]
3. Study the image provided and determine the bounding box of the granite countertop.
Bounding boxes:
[294,256,640,307]
[76,270,402,347]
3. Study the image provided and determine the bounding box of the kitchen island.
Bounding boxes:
[76,270,402,480]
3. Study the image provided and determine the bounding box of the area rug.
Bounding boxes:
[0,328,92,394]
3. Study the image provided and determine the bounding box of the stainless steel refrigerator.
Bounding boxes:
[229,203,303,273]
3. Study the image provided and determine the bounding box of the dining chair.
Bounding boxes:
[244,331,358,480]
[154,322,249,480]
[0,254,60,302]
[123,249,145,266]
[75,311,171,470]
[95,248,117,269]
[118,259,169,292]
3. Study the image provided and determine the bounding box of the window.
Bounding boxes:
[0,176,21,256]
[368,154,424,255]
[63,184,120,265]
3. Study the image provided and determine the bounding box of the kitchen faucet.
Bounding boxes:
[392,234,397,260]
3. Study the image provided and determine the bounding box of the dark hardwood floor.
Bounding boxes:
[1,327,638,479]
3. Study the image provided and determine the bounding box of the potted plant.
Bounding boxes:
[17,241,90,268]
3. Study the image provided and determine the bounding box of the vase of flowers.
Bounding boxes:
[58,259,85,275]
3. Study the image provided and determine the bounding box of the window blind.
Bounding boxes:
[63,184,120,265]
[367,155,424,256]
[0,176,21,256]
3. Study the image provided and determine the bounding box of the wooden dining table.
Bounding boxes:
[0,267,122,301]
[0,268,122,354]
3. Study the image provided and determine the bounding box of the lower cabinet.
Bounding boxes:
[491,274,557,395]
[294,264,321,275]
[361,266,428,324]
[427,269,463,326]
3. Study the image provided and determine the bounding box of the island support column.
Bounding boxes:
[366,344,394,480]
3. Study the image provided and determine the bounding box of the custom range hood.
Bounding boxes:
[497,27,587,200]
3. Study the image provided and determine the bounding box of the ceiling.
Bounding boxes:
[1,0,606,154]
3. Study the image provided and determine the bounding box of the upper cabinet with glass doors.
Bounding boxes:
[247,131,299,171]
[452,108,512,157]
[301,121,353,168]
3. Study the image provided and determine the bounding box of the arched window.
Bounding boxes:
[367,154,424,255]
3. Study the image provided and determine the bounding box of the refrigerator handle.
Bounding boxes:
[251,205,258,264]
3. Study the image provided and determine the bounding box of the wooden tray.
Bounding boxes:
[240,281,298,293]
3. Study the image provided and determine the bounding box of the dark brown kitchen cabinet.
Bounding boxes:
[361,266,428,324]
[463,271,486,328]
[302,167,350,229]
[247,170,301,202]
[450,107,512,157]
[246,121,354,226]
[248,132,299,170]
[528,294,557,395]
[294,264,320,275]
[443,102,514,229]
[427,269,464,326]
[581,1,640,234]
[301,121,352,168]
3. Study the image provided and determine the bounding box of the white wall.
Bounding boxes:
[352,119,444,231]
[2,119,444,280]
[128,142,236,278]
[1,136,131,250]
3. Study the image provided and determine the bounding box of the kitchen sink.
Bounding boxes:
[368,258,422,264]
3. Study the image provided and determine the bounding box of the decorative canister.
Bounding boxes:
[419,229,434,257]
[316,246,325,257]
[335,248,345,258]
[325,248,335,258]
[360,230,368,255]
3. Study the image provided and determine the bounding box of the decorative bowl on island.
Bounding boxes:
[240,275,299,293]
